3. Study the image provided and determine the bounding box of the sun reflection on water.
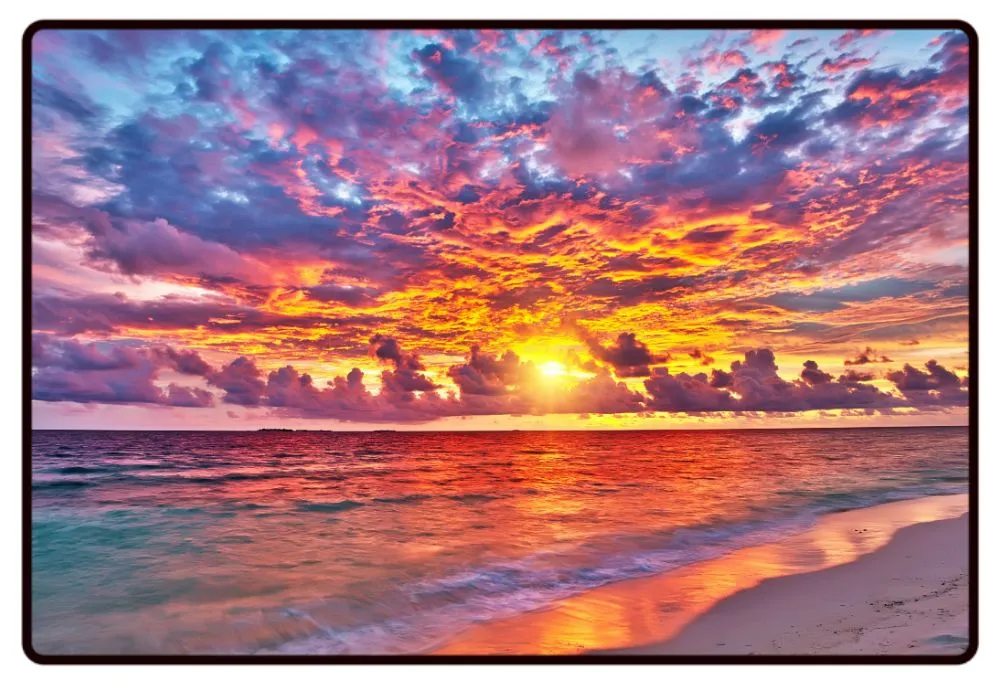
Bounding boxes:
[434,493,968,655]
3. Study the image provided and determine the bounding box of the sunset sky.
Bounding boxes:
[30,27,971,430]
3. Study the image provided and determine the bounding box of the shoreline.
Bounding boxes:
[603,512,969,656]
[433,493,969,655]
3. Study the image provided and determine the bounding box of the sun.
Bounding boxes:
[539,360,567,378]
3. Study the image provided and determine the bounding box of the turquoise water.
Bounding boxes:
[31,427,969,655]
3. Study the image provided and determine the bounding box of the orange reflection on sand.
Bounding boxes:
[433,493,968,655]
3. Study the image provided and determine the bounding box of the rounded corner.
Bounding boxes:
[950,20,978,46]
[22,637,53,665]
[954,637,978,664]
[23,20,56,49]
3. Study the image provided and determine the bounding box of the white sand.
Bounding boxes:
[612,513,971,656]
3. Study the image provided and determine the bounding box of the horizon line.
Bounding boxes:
[29,424,969,434]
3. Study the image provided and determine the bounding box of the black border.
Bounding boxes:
[22,18,979,666]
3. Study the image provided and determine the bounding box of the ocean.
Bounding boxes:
[30,427,969,655]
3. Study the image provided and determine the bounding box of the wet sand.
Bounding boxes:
[607,512,970,656]
[434,494,970,656]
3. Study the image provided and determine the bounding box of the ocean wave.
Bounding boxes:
[32,479,97,490]
[445,493,502,504]
[47,465,114,475]
[30,428,969,656]
[32,467,344,489]
[295,499,365,513]
[261,480,968,655]
[373,494,433,505]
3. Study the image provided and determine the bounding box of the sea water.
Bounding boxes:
[30,427,969,654]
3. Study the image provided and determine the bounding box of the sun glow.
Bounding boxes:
[539,361,568,378]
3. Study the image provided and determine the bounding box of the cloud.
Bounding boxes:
[742,104,814,151]
[414,42,491,106]
[820,53,874,76]
[844,347,892,366]
[369,333,426,371]
[760,278,934,313]
[576,329,670,378]
[644,368,734,412]
[29,29,970,428]
[31,291,387,337]
[32,335,215,407]
[886,359,968,406]
[205,357,266,406]
[561,369,647,415]
[32,334,968,420]
[164,384,215,407]
[831,29,883,51]
[839,369,876,383]
[645,349,908,414]
[737,29,785,54]
[800,360,833,385]
[887,359,962,390]
[35,195,267,285]
[543,71,637,178]
[686,49,748,74]
[447,345,531,396]
[690,348,715,366]
[930,31,971,72]
[827,56,968,130]
[33,82,99,123]
[305,284,382,307]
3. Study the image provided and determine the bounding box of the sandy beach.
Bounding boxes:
[608,512,971,657]
[435,494,970,656]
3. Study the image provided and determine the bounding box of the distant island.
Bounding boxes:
[255,428,398,433]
